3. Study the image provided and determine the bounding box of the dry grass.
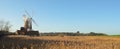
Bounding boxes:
[0,35,120,49]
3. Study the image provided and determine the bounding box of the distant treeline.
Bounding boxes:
[0,31,16,37]
[40,32,108,36]
[0,31,108,36]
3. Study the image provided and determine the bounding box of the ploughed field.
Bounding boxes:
[0,35,120,49]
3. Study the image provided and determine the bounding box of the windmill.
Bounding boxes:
[24,10,38,31]
[16,11,39,36]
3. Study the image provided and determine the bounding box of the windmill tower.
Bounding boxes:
[23,14,32,31]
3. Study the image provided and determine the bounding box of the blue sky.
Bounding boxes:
[0,0,120,35]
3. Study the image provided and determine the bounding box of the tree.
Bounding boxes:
[76,31,80,33]
[0,20,12,32]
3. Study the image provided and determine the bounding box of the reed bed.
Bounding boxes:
[0,35,120,49]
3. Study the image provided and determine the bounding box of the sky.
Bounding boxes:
[0,0,120,35]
